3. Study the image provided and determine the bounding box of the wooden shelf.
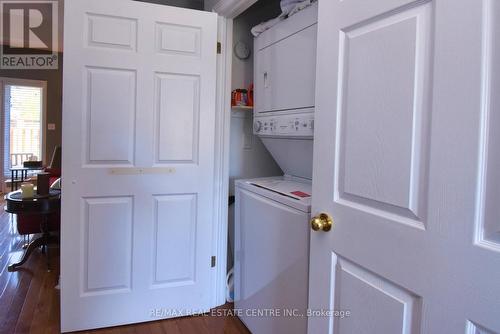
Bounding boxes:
[231,105,253,111]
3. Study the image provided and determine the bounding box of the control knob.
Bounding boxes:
[254,120,262,133]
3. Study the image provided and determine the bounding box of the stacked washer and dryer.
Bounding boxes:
[234,3,318,334]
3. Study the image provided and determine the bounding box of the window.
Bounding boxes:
[1,79,46,177]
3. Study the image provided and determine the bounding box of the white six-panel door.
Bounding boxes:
[61,1,217,331]
[309,0,500,333]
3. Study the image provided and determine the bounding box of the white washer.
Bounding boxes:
[235,176,311,334]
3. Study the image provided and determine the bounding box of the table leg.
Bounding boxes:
[22,234,29,249]
[8,236,45,271]
[8,215,57,272]
[8,234,58,272]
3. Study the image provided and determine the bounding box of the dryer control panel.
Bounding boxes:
[254,112,314,138]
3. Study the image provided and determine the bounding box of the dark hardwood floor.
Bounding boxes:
[0,207,250,334]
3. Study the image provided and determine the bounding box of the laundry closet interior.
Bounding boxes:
[225,1,318,334]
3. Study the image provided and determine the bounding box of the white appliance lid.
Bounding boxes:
[249,178,312,201]
[236,176,312,212]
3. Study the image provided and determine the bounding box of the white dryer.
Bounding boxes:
[235,176,311,334]
[253,2,318,181]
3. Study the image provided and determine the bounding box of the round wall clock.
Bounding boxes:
[234,41,251,60]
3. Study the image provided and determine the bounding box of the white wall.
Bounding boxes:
[226,1,283,271]
[204,0,218,11]
[231,0,281,91]
[228,111,281,195]
[228,0,282,196]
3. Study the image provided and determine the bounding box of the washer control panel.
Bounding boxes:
[254,112,314,137]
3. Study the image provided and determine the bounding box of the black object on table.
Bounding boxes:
[10,166,45,192]
[37,172,51,196]
[5,189,61,272]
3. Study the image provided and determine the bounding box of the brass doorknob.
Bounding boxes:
[310,213,333,232]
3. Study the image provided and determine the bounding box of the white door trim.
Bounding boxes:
[211,0,258,18]
[211,0,258,306]
[211,15,233,306]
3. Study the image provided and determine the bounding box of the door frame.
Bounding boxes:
[210,0,260,306]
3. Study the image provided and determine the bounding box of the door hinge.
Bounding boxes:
[211,256,216,267]
[217,42,222,54]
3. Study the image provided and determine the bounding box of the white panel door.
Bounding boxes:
[309,0,500,333]
[61,0,217,332]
